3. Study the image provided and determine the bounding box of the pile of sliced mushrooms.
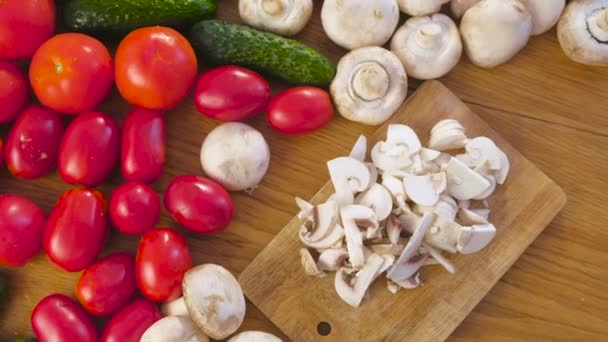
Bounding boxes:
[296,119,510,308]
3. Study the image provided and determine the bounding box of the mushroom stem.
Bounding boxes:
[349,62,389,101]
[415,23,442,49]
[589,8,608,32]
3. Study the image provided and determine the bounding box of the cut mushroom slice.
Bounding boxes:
[424,216,461,253]
[295,197,314,220]
[472,173,497,200]
[397,0,450,16]
[317,248,349,271]
[387,213,434,281]
[389,272,423,292]
[298,200,339,243]
[387,248,428,281]
[340,205,371,269]
[228,331,283,342]
[457,208,489,225]
[386,214,403,245]
[496,149,510,185]
[420,148,441,162]
[335,254,384,308]
[445,157,491,200]
[518,0,565,36]
[321,0,400,50]
[300,248,327,277]
[382,174,407,209]
[239,0,313,36]
[365,163,379,191]
[299,224,345,250]
[327,156,371,205]
[397,211,421,235]
[461,137,502,170]
[423,243,456,273]
[355,183,393,221]
[371,141,414,172]
[161,297,189,317]
[374,254,396,280]
[425,194,459,221]
[349,135,368,162]
[386,124,422,155]
[558,0,608,66]
[457,224,496,254]
[391,14,462,80]
[141,316,209,342]
[331,47,408,125]
[428,119,468,151]
[403,172,447,206]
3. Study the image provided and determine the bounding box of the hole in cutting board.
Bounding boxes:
[317,321,332,336]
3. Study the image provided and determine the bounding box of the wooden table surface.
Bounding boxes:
[1,1,607,341]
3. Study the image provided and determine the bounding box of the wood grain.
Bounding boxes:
[1,0,608,340]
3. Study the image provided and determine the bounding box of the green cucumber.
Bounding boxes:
[64,0,217,35]
[189,20,336,86]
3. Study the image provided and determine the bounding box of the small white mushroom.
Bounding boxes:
[317,248,349,271]
[518,0,565,35]
[327,156,371,205]
[183,264,246,340]
[334,254,384,308]
[356,183,394,221]
[229,331,283,342]
[161,297,189,317]
[300,248,327,277]
[239,0,313,36]
[321,0,400,50]
[403,172,447,206]
[457,224,496,254]
[428,119,468,151]
[141,316,209,342]
[450,0,480,19]
[391,14,462,80]
[445,157,491,200]
[397,0,450,16]
[558,0,608,66]
[331,47,408,125]
[349,135,368,162]
[460,0,533,68]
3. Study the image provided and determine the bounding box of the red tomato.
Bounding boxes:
[121,108,165,183]
[109,183,160,235]
[0,0,55,60]
[76,253,137,316]
[5,106,64,179]
[31,294,98,342]
[29,33,113,114]
[44,189,109,272]
[115,26,197,110]
[267,86,334,134]
[136,228,192,302]
[101,298,161,342]
[0,195,46,267]
[194,66,271,121]
[0,61,29,123]
[164,175,234,234]
[58,111,121,187]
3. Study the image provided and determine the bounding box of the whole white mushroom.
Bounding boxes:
[239,0,313,36]
[518,0,565,35]
[397,0,450,16]
[201,122,270,192]
[558,0,608,66]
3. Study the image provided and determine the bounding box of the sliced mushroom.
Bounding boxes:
[161,297,189,317]
[460,137,502,170]
[349,135,368,162]
[391,14,462,80]
[433,195,459,221]
[428,119,468,151]
[386,248,428,280]
[183,264,246,340]
[340,205,374,269]
[331,47,408,125]
[298,200,339,243]
[518,0,565,35]
[457,208,489,225]
[397,0,450,16]
[228,331,283,342]
[558,0,608,66]
[472,172,497,200]
[371,141,414,172]
[355,183,393,221]
[392,272,423,290]
[382,174,407,209]
[386,124,423,154]
[365,163,380,192]
[451,0,480,18]
[397,211,421,235]
[460,0,533,68]
[423,243,456,273]
[321,0,400,50]
[387,213,434,281]
[457,224,496,254]
[386,213,403,245]
[424,216,461,253]
[239,0,313,36]
[141,316,209,342]
[403,172,447,206]
[300,248,327,277]
[496,149,510,184]
[327,156,371,205]
[299,224,345,250]
[374,254,396,280]
[295,197,314,220]
[445,157,491,200]
[317,248,349,271]
[335,253,384,308]
[419,148,441,162]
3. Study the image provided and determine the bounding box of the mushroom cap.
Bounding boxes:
[161,296,189,317]
[321,0,400,50]
[391,14,462,80]
[141,316,210,342]
[557,0,608,66]
[331,47,408,125]
[518,0,565,35]
[397,0,450,16]
[183,264,246,340]
[450,0,480,19]
[239,0,313,36]
[460,0,532,68]
[228,331,283,342]
[428,119,468,151]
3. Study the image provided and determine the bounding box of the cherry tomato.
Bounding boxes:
[31,294,98,342]
[267,86,334,134]
[5,106,64,179]
[136,228,192,302]
[29,33,113,114]
[0,61,29,123]
[0,0,55,60]
[0,195,46,267]
[109,183,160,236]
[101,298,161,342]
[58,111,121,187]
[76,253,137,316]
[44,189,108,272]
[115,26,197,110]
[194,66,271,121]
[121,108,165,183]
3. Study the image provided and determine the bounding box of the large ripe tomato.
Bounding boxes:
[109,182,160,236]
[5,106,64,179]
[76,252,137,316]
[136,228,192,302]
[194,66,271,121]
[115,26,197,110]
[0,195,46,267]
[44,189,109,272]
[29,33,113,114]
[58,111,121,187]
[164,175,234,234]
[31,294,98,342]
[267,86,334,134]
[121,108,165,183]
[0,61,29,123]
[0,0,55,60]
[101,298,161,342]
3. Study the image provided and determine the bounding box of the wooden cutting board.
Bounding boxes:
[238,81,567,342]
